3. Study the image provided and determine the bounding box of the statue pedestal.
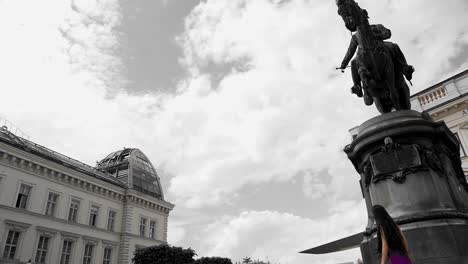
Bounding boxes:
[345,110,468,264]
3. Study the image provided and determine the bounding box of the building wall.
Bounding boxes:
[0,140,173,264]
[411,70,468,173]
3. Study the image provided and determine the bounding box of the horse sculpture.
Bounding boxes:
[336,0,413,114]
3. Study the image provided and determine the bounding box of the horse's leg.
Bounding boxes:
[373,97,393,114]
[395,71,411,110]
[384,58,399,110]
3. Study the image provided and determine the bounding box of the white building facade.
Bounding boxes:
[411,69,468,175]
[0,127,174,264]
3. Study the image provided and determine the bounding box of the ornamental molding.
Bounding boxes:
[0,150,174,214]
[431,100,468,119]
[361,137,468,192]
[0,150,125,202]
[4,219,31,230]
[36,226,59,236]
[60,231,80,240]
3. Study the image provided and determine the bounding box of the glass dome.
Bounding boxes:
[96,148,164,199]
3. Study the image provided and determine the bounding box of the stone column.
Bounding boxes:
[118,195,134,264]
[345,110,468,263]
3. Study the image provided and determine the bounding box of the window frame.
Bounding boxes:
[68,198,81,223]
[0,173,6,198]
[82,242,95,264]
[107,209,117,232]
[44,191,60,217]
[139,217,147,237]
[2,230,21,260]
[59,239,74,264]
[102,246,113,264]
[14,182,33,210]
[149,220,156,239]
[1,220,30,261]
[34,235,51,264]
[88,204,100,227]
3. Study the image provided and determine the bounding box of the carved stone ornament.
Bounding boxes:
[361,136,465,188]
[368,137,423,184]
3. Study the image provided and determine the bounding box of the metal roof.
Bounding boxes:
[0,126,127,188]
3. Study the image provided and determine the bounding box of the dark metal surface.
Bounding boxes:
[300,232,363,254]
[336,0,413,114]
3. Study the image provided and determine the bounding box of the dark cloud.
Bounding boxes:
[118,0,200,95]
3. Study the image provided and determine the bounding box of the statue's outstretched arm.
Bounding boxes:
[341,36,358,69]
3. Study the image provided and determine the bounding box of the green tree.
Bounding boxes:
[242,257,252,263]
[195,257,233,264]
[132,244,196,264]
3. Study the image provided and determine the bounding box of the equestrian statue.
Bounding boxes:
[336,0,414,114]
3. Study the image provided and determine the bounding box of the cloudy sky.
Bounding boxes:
[1,0,468,263]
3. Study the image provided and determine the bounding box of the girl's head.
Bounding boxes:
[372,205,408,256]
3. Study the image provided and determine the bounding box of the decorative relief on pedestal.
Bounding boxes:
[361,137,424,186]
[360,137,466,189]
[369,138,422,184]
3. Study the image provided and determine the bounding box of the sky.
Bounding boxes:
[1,0,468,263]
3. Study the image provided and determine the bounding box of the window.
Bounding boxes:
[60,240,73,264]
[139,217,147,237]
[103,247,112,264]
[107,210,116,231]
[2,230,20,259]
[45,192,59,216]
[82,243,94,264]
[15,184,31,209]
[89,205,99,227]
[35,235,50,263]
[454,132,466,157]
[149,220,156,239]
[68,199,80,222]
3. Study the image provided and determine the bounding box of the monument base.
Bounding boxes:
[345,110,468,263]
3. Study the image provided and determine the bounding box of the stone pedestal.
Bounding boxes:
[344,110,468,264]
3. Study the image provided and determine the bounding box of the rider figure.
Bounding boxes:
[339,24,415,106]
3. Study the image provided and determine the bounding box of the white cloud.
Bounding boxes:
[159,0,468,208]
[1,1,468,264]
[196,200,367,264]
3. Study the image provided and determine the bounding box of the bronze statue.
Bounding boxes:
[335,0,414,113]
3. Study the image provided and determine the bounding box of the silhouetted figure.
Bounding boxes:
[373,205,412,264]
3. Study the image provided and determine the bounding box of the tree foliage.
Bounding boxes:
[132,244,196,264]
[195,257,233,264]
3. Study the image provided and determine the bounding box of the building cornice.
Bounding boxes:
[0,151,174,214]
[124,193,174,215]
[411,68,468,98]
[431,100,468,120]
[4,219,31,230]
[0,148,126,202]
[120,232,165,245]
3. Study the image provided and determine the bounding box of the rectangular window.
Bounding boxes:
[107,210,116,231]
[60,240,73,264]
[89,205,99,227]
[82,244,94,264]
[149,220,156,239]
[68,199,80,222]
[15,184,31,209]
[35,235,50,263]
[2,230,20,260]
[139,217,147,237]
[45,192,59,216]
[103,247,112,264]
